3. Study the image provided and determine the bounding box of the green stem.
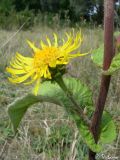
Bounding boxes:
[55,76,91,126]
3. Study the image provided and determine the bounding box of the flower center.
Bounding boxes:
[34,46,59,70]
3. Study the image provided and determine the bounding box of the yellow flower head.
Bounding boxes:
[6,31,88,95]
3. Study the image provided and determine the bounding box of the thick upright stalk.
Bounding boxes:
[89,0,115,159]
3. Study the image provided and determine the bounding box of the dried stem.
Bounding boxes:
[89,0,115,159]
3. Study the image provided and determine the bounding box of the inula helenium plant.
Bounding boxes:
[6,31,88,95]
[6,26,117,160]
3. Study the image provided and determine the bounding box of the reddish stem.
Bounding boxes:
[89,0,115,159]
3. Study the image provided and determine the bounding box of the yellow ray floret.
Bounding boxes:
[6,31,89,95]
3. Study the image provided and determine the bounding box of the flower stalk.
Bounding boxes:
[54,75,91,126]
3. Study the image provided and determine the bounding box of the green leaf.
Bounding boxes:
[8,78,93,132]
[114,31,120,37]
[91,44,104,68]
[103,53,120,75]
[75,119,102,152]
[39,78,102,152]
[8,77,100,152]
[39,78,93,111]
[99,112,117,144]
[8,94,40,132]
[8,94,61,132]
[75,111,116,153]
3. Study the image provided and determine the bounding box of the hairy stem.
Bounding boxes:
[55,76,91,126]
[89,0,115,159]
